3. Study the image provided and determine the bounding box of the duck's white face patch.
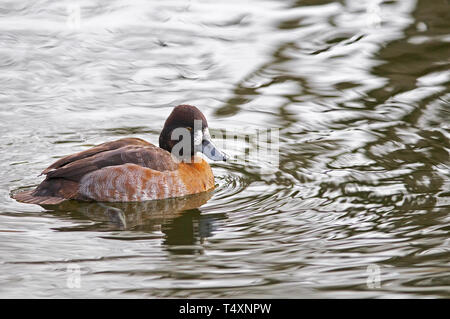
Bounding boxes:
[194,129,203,146]
[202,128,211,141]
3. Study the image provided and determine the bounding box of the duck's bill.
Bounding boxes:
[201,138,228,161]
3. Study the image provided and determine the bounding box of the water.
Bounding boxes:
[1,0,449,298]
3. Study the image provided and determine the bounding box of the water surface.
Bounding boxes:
[1,0,449,298]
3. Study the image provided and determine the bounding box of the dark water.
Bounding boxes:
[1,0,449,298]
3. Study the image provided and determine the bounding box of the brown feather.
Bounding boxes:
[41,138,151,175]
[12,190,68,205]
[16,138,179,203]
[45,141,178,182]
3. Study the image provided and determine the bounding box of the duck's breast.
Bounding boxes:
[177,159,215,195]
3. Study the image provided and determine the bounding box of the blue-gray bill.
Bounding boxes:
[201,138,228,161]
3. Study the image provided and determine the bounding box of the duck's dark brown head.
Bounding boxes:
[159,105,227,161]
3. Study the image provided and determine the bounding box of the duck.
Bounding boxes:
[13,104,227,205]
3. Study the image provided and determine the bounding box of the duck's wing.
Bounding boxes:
[43,138,178,182]
[13,138,179,205]
[41,138,151,175]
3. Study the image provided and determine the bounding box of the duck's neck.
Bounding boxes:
[171,154,205,165]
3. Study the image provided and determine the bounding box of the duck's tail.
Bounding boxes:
[12,189,67,205]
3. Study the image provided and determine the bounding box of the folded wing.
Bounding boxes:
[45,140,177,182]
[15,138,178,204]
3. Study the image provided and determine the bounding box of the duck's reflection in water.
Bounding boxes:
[41,191,223,254]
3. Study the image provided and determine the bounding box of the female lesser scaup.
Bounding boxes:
[13,105,226,204]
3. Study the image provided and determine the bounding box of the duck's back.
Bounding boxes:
[13,138,189,204]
